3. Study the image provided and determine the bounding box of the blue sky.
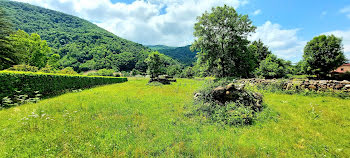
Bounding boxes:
[12,0,350,62]
[242,0,350,41]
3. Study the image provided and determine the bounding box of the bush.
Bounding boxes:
[87,69,115,77]
[0,71,127,108]
[7,65,39,72]
[39,65,58,73]
[131,69,141,76]
[121,71,131,77]
[58,67,78,75]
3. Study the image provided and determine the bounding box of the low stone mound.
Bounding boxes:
[193,81,264,126]
[211,83,263,112]
[149,75,176,85]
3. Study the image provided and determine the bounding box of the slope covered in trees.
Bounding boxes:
[0,0,151,72]
[148,45,197,66]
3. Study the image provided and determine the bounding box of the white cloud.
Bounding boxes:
[252,9,261,16]
[340,6,350,19]
[249,21,306,62]
[12,0,248,46]
[323,29,350,60]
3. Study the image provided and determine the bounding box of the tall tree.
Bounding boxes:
[250,39,271,63]
[145,52,166,78]
[303,35,346,78]
[0,8,15,70]
[191,5,256,77]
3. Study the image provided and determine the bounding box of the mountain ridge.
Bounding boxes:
[148,45,197,66]
[1,0,151,72]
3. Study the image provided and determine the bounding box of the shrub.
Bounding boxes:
[7,64,39,72]
[58,67,78,75]
[0,71,127,108]
[121,71,131,77]
[131,69,141,76]
[39,65,58,73]
[87,69,115,77]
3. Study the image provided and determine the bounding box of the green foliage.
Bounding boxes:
[250,39,272,63]
[145,52,166,78]
[149,45,198,66]
[211,103,255,126]
[192,79,263,126]
[0,71,127,108]
[0,1,149,72]
[0,78,349,157]
[120,71,131,77]
[39,65,57,73]
[252,79,350,99]
[58,67,78,75]
[181,66,195,78]
[7,64,39,72]
[88,69,115,77]
[47,54,60,68]
[9,29,52,68]
[131,69,141,76]
[303,35,346,78]
[166,64,182,77]
[255,54,292,78]
[191,5,256,78]
[0,7,16,70]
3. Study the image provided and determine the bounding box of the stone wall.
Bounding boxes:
[238,78,350,92]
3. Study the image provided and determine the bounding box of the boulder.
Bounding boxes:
[343,85,350,91]
[308,85,317,90]
[212,86,226,101]
[194,93,202,100]
[226,83,235,91]
[335,84,344,90]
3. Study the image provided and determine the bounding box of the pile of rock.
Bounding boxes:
[148,75,176,85]
[195,83,263,112]
[239,78,350,92]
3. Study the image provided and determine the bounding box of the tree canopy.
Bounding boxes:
[0,7,15,70]
[303,34,346,78]
[255,54,292,79]
[191,5,256,77]
[9,29,52,68]
[145,52,166,78]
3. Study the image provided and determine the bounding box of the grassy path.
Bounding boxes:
[0,78,349,157]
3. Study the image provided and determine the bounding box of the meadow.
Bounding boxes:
[0,78,349,157]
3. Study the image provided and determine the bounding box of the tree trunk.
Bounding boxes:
[221,41,226,77]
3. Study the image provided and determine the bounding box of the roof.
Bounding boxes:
[331,63,350,73]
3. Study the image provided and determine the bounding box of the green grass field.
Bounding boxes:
[0,78,349,157]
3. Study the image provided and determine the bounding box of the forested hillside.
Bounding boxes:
[0,0,151,72]
[148,45,197,66]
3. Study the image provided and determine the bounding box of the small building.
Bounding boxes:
[331,63,350,80]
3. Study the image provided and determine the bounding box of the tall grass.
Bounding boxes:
[0,78,349,157]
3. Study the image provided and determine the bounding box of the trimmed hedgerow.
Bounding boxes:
[0,71,127,107]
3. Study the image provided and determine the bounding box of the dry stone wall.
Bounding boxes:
[238,78,350,92]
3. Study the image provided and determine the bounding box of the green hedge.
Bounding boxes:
[0,71,127,106]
